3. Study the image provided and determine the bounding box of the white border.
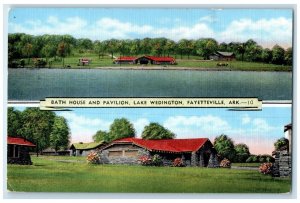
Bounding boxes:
[1,0,299,202]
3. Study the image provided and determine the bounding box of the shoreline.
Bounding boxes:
[9,66,292,72]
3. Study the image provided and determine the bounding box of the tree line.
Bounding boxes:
[9,33,292,67]
[8,107,70,155]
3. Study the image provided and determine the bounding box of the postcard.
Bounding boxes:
[5,6,294,196]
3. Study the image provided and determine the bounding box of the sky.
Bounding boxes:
[8,8,293,48]
[50,106,290,155]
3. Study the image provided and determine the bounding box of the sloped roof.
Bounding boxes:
[115,56,137,61]
[144,56,175,62]
[216,51,234,57]
[70,141,104,150]
[111,137,209,153]
[7,136,36,147]
[284,123,292,132]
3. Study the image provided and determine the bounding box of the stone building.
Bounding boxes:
[7,136,35,165]
[272,123,292,177]
[99,137,219,167]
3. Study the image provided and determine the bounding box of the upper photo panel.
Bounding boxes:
[7,8,293,101]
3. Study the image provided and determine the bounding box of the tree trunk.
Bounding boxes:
[36,141,39,157]
[62,57,65,67]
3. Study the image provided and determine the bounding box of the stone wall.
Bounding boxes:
[99,144,149,165]
[272,150,291,177]
[8,146,32,165]
[207,153,219,168]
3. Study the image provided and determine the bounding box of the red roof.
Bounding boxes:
[115,56,137,61]
[7,136,36,147]
[145,56,175,62]
[112,137,209,153]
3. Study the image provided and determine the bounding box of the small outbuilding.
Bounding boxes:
[70,141,105,156]
[7,136,35,165]
[209,51,235,61]
[99,137,219,167]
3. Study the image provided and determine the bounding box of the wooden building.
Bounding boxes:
[70,141,105,156]
[7,136,35,165]
[113,56,176,65]
[99,137,219,167]
[113,56,137,64]
[209,51,235,61]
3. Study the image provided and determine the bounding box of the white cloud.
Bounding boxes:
[164,115,231,138]
[219,17,292,47]
[252,118,279,133]
[9,16,292,47]
[58,111,111,143]
[242,114,251,125]
[132,118,150,137]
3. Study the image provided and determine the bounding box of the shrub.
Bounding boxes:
[34,59,47,68]
[151,154,163,166]
[86,152,101,164]
[138,155,152,166]
[173,157,185,167]
[220,158,231,168]
[259,162,273,175]
[139,154,163,166]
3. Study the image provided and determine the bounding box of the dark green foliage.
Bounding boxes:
[141,122,175,140]
[8,33,292,68]
[274,137,289,151]
[92,130,110,142]
[19,108,56,155]
[271,44,285,65]
[234,143,250,163]
[7,107,22,136]
[109,118,135,141]
[50,116,70,152]
[213,134,236,161]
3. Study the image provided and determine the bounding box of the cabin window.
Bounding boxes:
[108,151,123,157]
[124,150,138,157]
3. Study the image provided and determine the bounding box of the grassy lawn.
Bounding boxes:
[7,156,291,193]
[232,163,262,167]
[20,53,292,71]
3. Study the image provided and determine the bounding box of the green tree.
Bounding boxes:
[213,134,236,161]
[57,41,71,67]
[20,108,56,156]
[234,143,250,163]
[22,43,33,65]
[93,130,110,142]
[141,122,175,140]
[274,137,289,151]
[284,47,293,65]
[261,48,273,63]
[195,38,218,60]
[271,44,285,65]
[7,107,22,136]
[109,118,135,141]
[49,116,70,153]
[94,40,106,59]
[41,43,57,66]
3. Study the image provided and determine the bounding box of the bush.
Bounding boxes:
[139,154,163,166]
[151,154,163,166]
[259,163,273,175]
[34,59,47,68]
[246,155,257,163]
[138,155,152,166]
[173,157,185,167]
[86,152,101,164]
[220,158,231,168]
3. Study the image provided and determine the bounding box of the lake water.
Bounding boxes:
[8,68,292,101]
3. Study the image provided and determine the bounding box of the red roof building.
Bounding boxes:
[100,137,219,167]
[7,136,35,165]
[8,136,36,147]
[113,137,208,153]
